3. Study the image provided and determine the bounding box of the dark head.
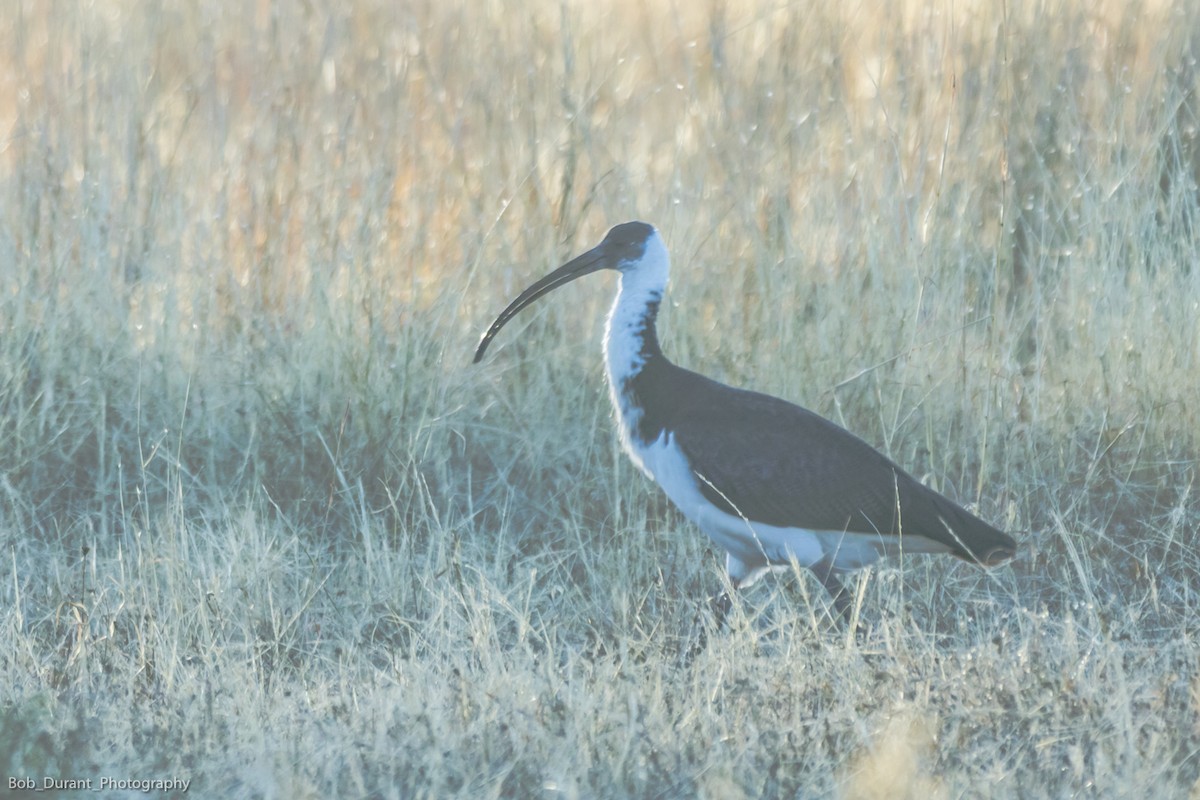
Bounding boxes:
[473,221,659,362]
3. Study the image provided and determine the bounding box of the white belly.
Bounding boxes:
[625,431,948,587]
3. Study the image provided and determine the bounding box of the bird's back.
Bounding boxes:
[624,357,1016,565]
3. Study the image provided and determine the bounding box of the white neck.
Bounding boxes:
[602,231,670,390]
[602,230,670,465]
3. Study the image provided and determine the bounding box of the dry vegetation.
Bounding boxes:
[2,0,1199,797]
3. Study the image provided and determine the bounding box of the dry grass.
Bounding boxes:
[1,0,1199,796]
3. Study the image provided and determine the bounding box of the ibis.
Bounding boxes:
[474,221,1016,623]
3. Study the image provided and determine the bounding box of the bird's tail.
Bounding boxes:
[939,502,1017,566]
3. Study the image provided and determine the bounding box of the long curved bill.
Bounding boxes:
[473,245,608,362]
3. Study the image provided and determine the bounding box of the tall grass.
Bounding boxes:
[1,0,1198,796]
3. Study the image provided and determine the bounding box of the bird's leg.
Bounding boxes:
[709,586,735,629]
[684,583,737,662]
[809,559,854,626]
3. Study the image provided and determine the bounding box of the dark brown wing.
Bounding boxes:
[628,359,1016,563]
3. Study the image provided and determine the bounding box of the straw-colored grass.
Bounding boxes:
[2,0,1199,796]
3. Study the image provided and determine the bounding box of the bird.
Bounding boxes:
[473,221,1016,625]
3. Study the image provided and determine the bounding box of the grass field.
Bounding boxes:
[2,0,1200,797]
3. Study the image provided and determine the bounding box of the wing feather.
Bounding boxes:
[628,361,1014,561]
